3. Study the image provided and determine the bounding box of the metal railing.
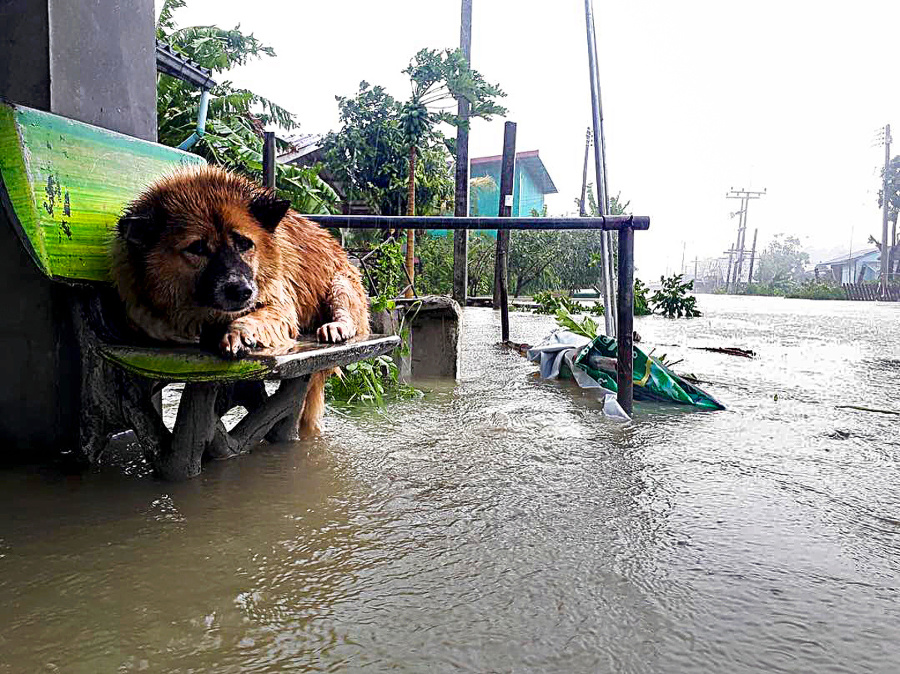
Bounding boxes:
[306,213,648,416]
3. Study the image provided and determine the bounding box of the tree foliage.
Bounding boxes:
[755,234,809,285]
[155,0,337,214]
[877,155,900,225]
[321,81,458,219]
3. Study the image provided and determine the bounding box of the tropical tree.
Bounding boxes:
[399,48,507,294]
[321,82,457,221]
[755,234,809,285]
[156,0,336,213]
[874,155,900,278]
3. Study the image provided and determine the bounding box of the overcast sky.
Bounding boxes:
[158,0,900,277]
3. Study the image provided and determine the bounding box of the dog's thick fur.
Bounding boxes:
[111,165,370,436]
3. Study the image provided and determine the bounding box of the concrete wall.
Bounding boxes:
[0,0,157,141]
[0,0,156,461]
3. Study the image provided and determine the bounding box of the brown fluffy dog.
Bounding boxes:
[111,165,370,435]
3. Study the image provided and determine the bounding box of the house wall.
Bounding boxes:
[822,251,881,283]
[515,166,545,216]
[470,164,501,217]
[470,163,546,218]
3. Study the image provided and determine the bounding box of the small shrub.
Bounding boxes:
[634,278,652,316]
[650,274,701,318]
[786,281,847,300]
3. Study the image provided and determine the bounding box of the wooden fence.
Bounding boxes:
[843,283,900,301]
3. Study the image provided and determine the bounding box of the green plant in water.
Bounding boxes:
[532,291,585,315]
[650,274,701,318]
[325,355,417,406]
[554,307,599,340]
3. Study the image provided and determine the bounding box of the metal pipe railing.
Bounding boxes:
[306,214,649,231]
[300,212,648,417]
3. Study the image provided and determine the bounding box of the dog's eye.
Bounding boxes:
[184,240,210,257]
[233,234,254,252]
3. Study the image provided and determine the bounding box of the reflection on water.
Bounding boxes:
[1,295,899,672]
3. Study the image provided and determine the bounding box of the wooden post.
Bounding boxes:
[494,122,516,341]
[452,0,473,305]
[616,226,634,416]
[263,130,276,190]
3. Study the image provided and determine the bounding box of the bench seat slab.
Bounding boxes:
[97,334,401,381]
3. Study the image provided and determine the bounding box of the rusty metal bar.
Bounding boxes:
[616,226,635,416]
[495,122,517,339]
[263,131,276,191]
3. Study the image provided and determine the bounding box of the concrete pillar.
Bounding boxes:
[396,296,463,380]
[0,0,156,461]
[0,0,157,141]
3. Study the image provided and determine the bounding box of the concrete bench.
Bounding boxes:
[0,101,398,479]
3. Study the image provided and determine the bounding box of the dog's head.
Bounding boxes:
[117,167,290,315]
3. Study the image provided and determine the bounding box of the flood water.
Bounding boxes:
[1,295,899,673]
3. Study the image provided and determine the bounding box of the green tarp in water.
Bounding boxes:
[574,335,725,411]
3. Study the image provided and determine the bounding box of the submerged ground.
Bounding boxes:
[1,295,899,672]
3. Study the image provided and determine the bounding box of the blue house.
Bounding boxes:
[469,150,558,217]
[814,248,880,283]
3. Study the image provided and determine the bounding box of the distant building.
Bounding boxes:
[814,248,880,283]
[469,150,558,217]
[277,132,376,215]
[277,132,324,165]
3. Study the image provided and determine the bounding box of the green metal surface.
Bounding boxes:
[0,101,204,282]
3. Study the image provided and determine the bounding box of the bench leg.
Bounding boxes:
[266,382,307,443]
[154,382,219,481]
[230,376,310,448]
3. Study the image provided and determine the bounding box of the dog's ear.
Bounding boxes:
[118,207,162,250]
[250,192,290,231]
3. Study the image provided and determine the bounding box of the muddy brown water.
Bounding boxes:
[1,295,899,673]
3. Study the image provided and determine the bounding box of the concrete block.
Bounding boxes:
[396,295,462,380]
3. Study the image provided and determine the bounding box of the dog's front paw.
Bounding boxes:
[317,320,356,343]
[219,319,260,358]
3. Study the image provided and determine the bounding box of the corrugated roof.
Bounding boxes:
[814,247,879,267]
[277,133,323,164]
[470,150,558,194]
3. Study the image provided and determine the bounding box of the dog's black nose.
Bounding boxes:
[223,279,253,303]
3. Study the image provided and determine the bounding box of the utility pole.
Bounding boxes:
[726,187,765,291]
[693,256,699,283]
[452,0,473,305]
[724,246,735,293]
[881,124,892,294]
[746,228,759,285]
